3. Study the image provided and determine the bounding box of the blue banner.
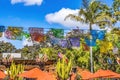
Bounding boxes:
[0,26,5,37]
[90,30,98,40]
[85,38,96,46]
[69,37,80,47]
[50,37,60,46]
[60,39,68,48]
[97,31,105,40]
[0,26,5,32]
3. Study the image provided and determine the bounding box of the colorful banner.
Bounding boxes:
[51,28,64,38]
[82,43,89,51]
[22,32,30,39]
[72,29,83,34]
[69,37,80,47]
[72,29,84,37]
[90,30,105,40]
[85,38,96,46]
[0,26,5,32]
[0,26,5,37]
[22,32,32,42]
[50,37,60,46]
[29,27,44,42]
[90,30,98,40]
[5,27,23,40]
[97,31,105,40]
[60,39,68,48]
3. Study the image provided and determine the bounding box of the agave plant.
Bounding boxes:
[6,62,24,80]
[56,56,72,80]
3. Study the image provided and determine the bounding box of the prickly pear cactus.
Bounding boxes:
[56,56,72,80]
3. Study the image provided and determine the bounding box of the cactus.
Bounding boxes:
[6,62,24,80]
[56,56,72,80]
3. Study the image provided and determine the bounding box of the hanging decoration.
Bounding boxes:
[22,31,32,42]
[90,30,98,40]
[0,26,5,37]
[72,29,83,37]
[85,38,96,46]
[51,28,64,38]
[69,37,80,47]
[90,30,106,40]
[82,43,90,51]
[0,26,5,32]
[97,31,105,40]
[60,39,69,48]
[22,32,30,39]
[50,37,60,46]
[5,27,23,40]
[29,27,44,42]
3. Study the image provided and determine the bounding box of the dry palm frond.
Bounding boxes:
[65,14,85,23]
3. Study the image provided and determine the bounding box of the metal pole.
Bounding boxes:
[90,34,93,73]
[90,46,93,73]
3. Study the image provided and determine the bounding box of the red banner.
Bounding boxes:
[29,27,44,42]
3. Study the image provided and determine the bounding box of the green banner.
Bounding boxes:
[51,28,64,38]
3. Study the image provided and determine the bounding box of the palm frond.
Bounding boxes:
[82,0,89,9]
[114,11,120,16]
[79,9,86,16]
[94,21,112,27]
[64,14,85,23]
[95,12,116,24]
[112,0,120,11]
[89,1,101,13]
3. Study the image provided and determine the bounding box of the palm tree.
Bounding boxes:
[113,0,120,21]
[65,0,116,72]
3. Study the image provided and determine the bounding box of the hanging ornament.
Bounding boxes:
[97,31,105,40]
[85,37,96,46]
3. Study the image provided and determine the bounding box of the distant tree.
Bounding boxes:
[0,41,16,53]
[113,0,120,20]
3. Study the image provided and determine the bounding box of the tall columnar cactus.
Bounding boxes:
[6,62,24,80]
[56,56,72,80]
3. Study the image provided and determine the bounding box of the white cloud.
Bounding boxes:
[11,0,43,6]
[45,8,100,30]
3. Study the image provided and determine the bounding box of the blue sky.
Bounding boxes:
[0,0,113,49]
[0,0,81,29]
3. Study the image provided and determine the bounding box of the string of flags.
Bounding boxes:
[0,25,118,51]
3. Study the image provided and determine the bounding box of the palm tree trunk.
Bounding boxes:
[90,23,92,30]
[90,23,93,73]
